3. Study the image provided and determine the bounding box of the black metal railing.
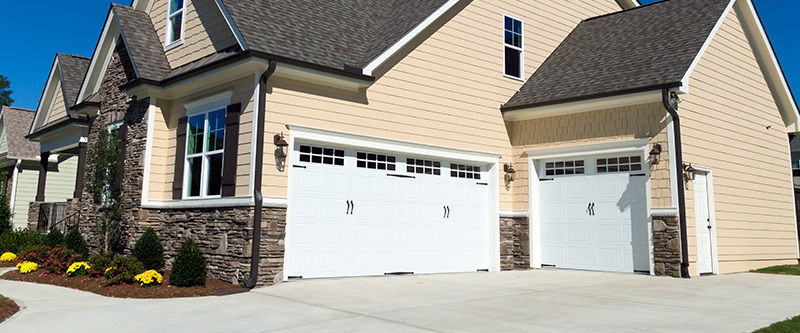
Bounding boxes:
[34,202,73,232]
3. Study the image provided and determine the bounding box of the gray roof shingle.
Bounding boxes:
[56,54,90,108]
[1,106,40,160]
[112,4,172,81]
[502,0,731,111]
[220,0,446,71]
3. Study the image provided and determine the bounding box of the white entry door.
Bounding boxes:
[286,142,492,279]
[693,172,714,275]
[539,154,649,273]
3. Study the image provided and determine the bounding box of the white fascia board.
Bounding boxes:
[76,12,118,105]
[288,124,501,164]
[214,0,248,50]
[30,58,61,135]
[273,63,372,92]
[679,0,736,94]
[499,210,529,218]
[735,0,800,132]
[127,58,267,99]
[525,138,650,160]
[362,0,461,76]
[617,0,641,9]
[503,90,663,122]
[651,207,679,217]
[131,0,152,12]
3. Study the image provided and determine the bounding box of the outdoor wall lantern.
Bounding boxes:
[683,163,696,181]
[274,132,289,158]
[649,143,662,165]
[503,163,516,190]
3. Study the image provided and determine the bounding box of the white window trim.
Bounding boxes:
[164,0,187,50]
[182,93,231,200]
[502,13,524,81]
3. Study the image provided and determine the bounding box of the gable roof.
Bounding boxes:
[502,0,732,111]
[219,0,447,72]
[56,54,91,108]
[112,4,172,81]
[1,106,40,160]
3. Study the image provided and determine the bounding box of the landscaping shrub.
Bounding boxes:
[170,238,207,287]
[104,256,145,285]
[134,270,163,287]
[0,193,11,235]
[44,229,64,247]
[64,229,88,257]
[66,262,91,277]
[18,245,50,264]
[16,261,37,274]
[44,246,82,274]
[0,252,15,262]
[132,228,164,270]
[88,252,114,277]
[0,229,45,253]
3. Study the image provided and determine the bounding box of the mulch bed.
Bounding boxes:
[0,296,19,323]
[0,270,248,299]
[0,262,18,268]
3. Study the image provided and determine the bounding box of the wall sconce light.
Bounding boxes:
[273,132,288,158]
[682,163,696,181]
[649,143,662,165]
[503,163,516,190]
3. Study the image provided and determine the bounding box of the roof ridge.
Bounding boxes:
[57,53,91,60]
[1,106,35,113]
[583,0,678,22]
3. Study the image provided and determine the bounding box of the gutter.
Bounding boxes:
[662,88,691,279]
[243,59,278,289]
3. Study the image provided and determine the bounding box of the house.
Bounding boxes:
[26,0,798,285]
[0,106,77,230]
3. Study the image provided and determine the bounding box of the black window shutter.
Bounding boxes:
[221,103,242,197]
[173,117,188,199]
[111,123,128,196]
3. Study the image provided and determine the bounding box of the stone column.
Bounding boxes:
[35,152,50,202]
[653,216,681,277]
[73,142,88,198]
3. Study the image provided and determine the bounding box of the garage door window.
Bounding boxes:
[597,156,642,173]
[299,145,344,166]
[407,158,441,175]
[357,152,396,170]
[544,160,585,176]
[450,164,481,179]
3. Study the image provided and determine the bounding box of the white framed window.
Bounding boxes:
[503,14,523,79]
[165,0,185,48]
[183,105,226,199]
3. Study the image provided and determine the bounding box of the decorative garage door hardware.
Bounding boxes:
[476,182,489,185]
[345,200,354,215]
[629,173,646,177]
[293,164,307,169]
[587,202,595,216]
[385,272,414,276]
[539,178,554,181]
[443,205,450,218]
[387,173,415,179]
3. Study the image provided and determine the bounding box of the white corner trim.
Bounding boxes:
[503,90,663,121]
[650,207,679,217]
[141,196,287,209]
[182,90,233,111]
[362,0,461,76]
[679,0,736,94]
[525,138,650,160]
[249,73,260,197]
[500,210,529,218]
[8,159,20,224]
[735,0,800,132]
[666,115,679,208]
[214,0,249,50]
[141,97,156,205]
[288,124,501,164]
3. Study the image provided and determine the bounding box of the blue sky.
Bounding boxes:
[0,1,797,110]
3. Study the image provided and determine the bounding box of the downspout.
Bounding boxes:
[243,60,278,289]
[662,88,690,279]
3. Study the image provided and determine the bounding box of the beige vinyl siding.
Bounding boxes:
[12,165,38,230]
[260,0,623,208]
[680,9,797,274]
[149,0,237,68]
[46,83,68,126]
[506,102,672,210]
[148,76,256,200]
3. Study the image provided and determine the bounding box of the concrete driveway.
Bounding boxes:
[1,268,799,332]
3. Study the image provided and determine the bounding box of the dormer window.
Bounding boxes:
[503,15,523,79]
[166,0,185,47]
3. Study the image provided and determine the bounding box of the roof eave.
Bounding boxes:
[501,83,682,113]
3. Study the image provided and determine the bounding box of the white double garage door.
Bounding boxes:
[285,140,493,279]
[537,153,650,273]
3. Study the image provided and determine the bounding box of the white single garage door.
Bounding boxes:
[286,141,492,279]
[539,153,649,273]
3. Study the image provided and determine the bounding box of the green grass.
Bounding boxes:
[751,265,800,275]
[755,316,800,333]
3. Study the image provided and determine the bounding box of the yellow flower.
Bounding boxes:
[105,267,114,273]
[66,262,91,276]
[134,270,163,287]
[0,252,16,262]
[16,261,38,274]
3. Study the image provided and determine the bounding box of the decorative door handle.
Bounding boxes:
[590,203,595,216]
[351,200,354,215]
[444,206,447,218]
[447,206,450,219]
[346,200,354,215]
[587,203,595,216]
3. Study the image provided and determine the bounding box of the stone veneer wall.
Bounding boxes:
[64,40,286,286]
[499,216,530,270]
[653,216,681,277]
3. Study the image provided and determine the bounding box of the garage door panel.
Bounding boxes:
[567,224,589,241]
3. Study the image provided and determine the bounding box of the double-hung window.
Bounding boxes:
[166,0,185,47]
[503,15,523,79]
[184,108,226,198]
